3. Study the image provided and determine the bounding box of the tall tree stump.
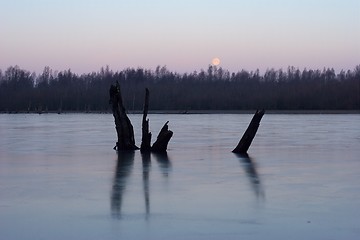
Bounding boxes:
[109,81,138,151]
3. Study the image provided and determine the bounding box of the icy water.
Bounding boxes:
[0,113,360,240]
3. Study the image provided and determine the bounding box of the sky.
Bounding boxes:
[1,0,359,74]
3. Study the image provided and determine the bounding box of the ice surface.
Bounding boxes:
[1,114,360,240]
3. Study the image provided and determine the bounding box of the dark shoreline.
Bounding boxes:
[1,110,359,115]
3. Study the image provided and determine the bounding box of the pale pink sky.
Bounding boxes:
[1,0,359,74]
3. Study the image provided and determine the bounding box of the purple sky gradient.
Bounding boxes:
[1,0,359,74]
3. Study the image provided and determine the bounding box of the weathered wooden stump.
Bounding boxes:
[232,110,265,153]
[109,84,173,152]
[140,88,173,153]
[109,81,138,151]
[152,121,173,152]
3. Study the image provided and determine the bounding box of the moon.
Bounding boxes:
[212,57,220,66]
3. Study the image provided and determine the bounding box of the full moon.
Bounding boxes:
[212,57,220,66]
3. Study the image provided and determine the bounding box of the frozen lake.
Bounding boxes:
[1,113,360,240]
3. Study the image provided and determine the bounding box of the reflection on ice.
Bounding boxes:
[153,152,172,178]
[141,153,151,219]
[236,153,265,200]
[111,151,171,220]
[111,151,134,219]
[2,114,359,240]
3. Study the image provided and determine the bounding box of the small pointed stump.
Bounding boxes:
[152,121,173,152]
[140,88,152,152]
[232,110,265,154]
[109,81,138,151]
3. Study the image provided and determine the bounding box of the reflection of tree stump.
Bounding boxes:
[111,151,135,218]
[235,153,265,199]
[109,81,138,151]
[233,110,265,153]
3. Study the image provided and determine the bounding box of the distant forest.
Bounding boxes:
[0,65,359,112]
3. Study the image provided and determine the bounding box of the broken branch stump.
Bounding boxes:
[152,121,173,152]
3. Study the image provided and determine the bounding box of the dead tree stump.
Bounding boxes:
[152,121,173,152]
[232,110,265,154]
[140,88,152,152]
[109,81,138,151]
[140,88,173,152]
[109,85,172,152]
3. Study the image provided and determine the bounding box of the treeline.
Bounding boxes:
[0,65,359,112]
